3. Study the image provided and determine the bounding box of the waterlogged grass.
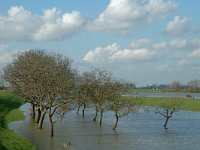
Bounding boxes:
[0,90,35,150]
[127,96,200,112]
[6,108,25,123]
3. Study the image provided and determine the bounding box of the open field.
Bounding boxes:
[125,96,200,112]
[0,90,35,150]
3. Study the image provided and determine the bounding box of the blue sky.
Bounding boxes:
[0,0,200,86]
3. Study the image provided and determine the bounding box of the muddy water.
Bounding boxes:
[9,104,200,150]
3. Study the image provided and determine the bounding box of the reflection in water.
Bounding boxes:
[9,103,200,150]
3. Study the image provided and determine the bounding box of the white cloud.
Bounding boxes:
[33,10,84,41]
[0,6,40,40]
[82,38,200,85]
[169,39,200,49]
[87,0,177,32]
[191,39,200,46]
[0,44,13,65]
[111,48,153,61]
[83,43,119,63]
[0,6,85,41]
[152,41,167,49]
[129,39,152,49]
[177,59,190,67]
[130,39,167,50]
[170,39,188,48]
[83,42,155,64]
[190,48,200,57]
[157,64,169,71]
[165,16,191,36]
[83,38,200,68]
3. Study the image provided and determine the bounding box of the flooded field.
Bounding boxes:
[128,92,200,99]
[9,104,200,150]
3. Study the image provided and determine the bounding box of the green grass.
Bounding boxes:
[127,96,200,112]
[6,108,25,123]
[0,90,35,150]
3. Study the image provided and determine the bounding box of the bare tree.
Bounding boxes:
[169,81,181,91]
[187,79,200,92]
[73,72,94,117]
[110,99,136,130]
[91,69,112,126]
[155,100,181,129]
[107,80,139,130]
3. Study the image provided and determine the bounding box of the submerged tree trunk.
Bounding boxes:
[164,117,170,129]
[35,107,41,123]
[30,103,36,120]
[113,113,119,130]
[50,124,54,137]
[99,110,103,126]
[38,111,46,129]
[82,102,86,117]
[77,106,80,114]
[48,107,58,137]
[93,109,98,121]
[48,109,54,137]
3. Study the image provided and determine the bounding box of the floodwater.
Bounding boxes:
[129,92,200,98]
[9,103,200,150]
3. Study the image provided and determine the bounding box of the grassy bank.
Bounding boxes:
[127,96,200,112]
[0,90,35,150]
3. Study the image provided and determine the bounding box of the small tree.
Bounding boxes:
[155,100,181,129]
[108,81,139,130]
[110,99,135,130]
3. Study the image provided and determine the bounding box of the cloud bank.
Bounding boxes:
[0,6,85,41]
[87,0,177,32]
[165,16,191,36]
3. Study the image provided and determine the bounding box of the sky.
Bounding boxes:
[0,0,200,86]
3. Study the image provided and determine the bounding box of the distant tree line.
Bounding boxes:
[139,80,200,92]
[168,80,200,92]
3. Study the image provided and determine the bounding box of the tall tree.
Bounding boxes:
[91,69,113,126]
[73,72,94,117]
[3,49,76,136]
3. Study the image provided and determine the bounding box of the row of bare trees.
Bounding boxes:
[3,49,135,136]
[74,69,136,129]
[168,80,200,92]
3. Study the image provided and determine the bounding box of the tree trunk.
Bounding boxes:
[35,107,41,123]
[113,113,119,130]
[48,108,54,137]
[77,106,80,114]
[99,110,103,126]
[164,117,169,129]
[82,103,86,117]
[38,111,46,129]
[82,109,85,117]
[30,103,35,120]
[93,109,98,121]
[50,124,54,137]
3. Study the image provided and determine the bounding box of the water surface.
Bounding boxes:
[9,104,200,150]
